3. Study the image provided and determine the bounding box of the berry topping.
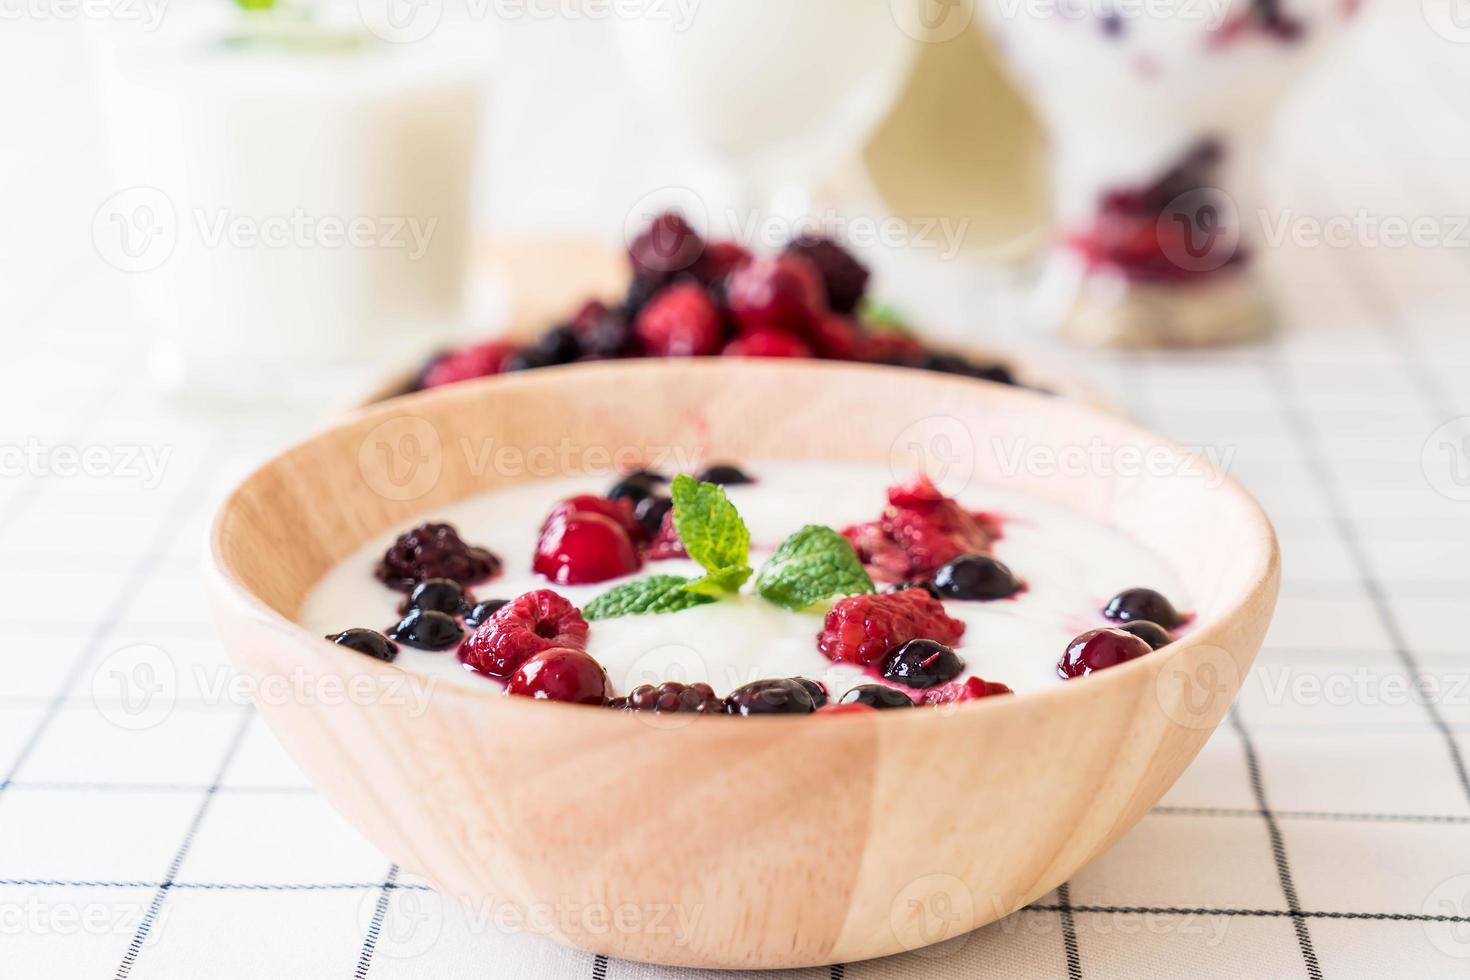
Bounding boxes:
[883,579,944,601]
[693,240,752,285]
[721,329,814,359]
[628,211,704,279]
[1118,620,1173,650]
[620,681,722,713]
[881,639,965,690]
[463,598,509,629]
[696,463,754,486]
[816,589,965,667]
[402,578,469,616]
[1102,588,1183,629]
[387,609,464,651]
[795,677,829,709]
[920,676,1014,705]
[839,685,914,710]
[724,678,818,716]
[506,647,611,705]
[842,476,999,582]
[783,234,869,314]
[634,282,724,357]
[1058,627,1154,679]
[417,339,517,390]
[534,513,642,585]
[376,523,501,592]
[724,255,827,336]
[459,589,589,678]
[932,554,1022,601]
[326,628,398,663]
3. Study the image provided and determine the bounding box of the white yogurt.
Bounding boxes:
[300,461,1188,698]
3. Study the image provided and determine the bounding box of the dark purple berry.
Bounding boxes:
[632,495,673,536]
[628,212,704,279]
[326,628,398,663]
[933,554,1021,601]
[608,469,667,505]
[376,522,500,592]
[1118,620,1173,650]
[881,639,965,690]
[783,234,869,314]
[921,353,1016,386]
[1059,628,1153,679]
[463,598,509,629]
[724,678,816,716]
[387,609,463,651]
[695,463,753,486]
[402,578,468,616]
[622,681,721,713]
[883,579,944,601]
[839,685,914,710]
[795,677,828,708]
[1102,588,1183,629]
[527,324,582,365]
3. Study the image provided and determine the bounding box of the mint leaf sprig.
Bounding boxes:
[583,474,874,620]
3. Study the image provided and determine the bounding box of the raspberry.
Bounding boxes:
[617,681,721,713]
[459,589,589,679]
[721,330,813,359]
[634,282,724,357]
[643,509,686,561]
[816,590,965,668]
[920,676,1014,706]
[783,234,869,314]
[724,255,826,337]
[841,477,999,582]
[628,211,704,279]
[416,340,518,390]
[376,523,501,592]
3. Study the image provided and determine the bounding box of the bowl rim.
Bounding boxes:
[209,358,1279,726]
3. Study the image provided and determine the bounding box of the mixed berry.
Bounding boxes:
[328,469,1193,711]
[408,213,1035,396]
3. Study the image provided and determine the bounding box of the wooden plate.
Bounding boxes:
[209,360,1276,968]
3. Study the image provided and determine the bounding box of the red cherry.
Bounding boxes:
[543,494,643,543]
[721,330,813,359]
[418,340,518,389]
[506,647,611,705]
[725,255,827,336]
[534,513,641,585]
[1058,628,1154,679]
[634,282,724,357]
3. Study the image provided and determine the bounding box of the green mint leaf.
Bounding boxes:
[671,474,750,581]
[755,524,875,611]
[583,575,717,620]
[681,564,752,598]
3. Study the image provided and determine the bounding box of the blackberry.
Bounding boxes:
[783,234,870,314]
[387,609,464,651]
[375,522,500,592]
[621,681,721,713]
[527,324,581,365]
[326,628,398,663]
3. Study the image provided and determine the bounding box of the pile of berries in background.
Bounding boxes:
[415,212,1032,391]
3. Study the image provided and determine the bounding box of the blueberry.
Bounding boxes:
[724,678,816,716]
[463,598,509,629]
[795,677,828,709]
[933,554,1021,601]
[881,639,965,690]
[632,494,673,536]
[1102,588,1183,629]
[529,324,582,365]
[696,463,753,486]
[502,348,559,372]
[403,578,468,616]
[326,628,398,663]
[839,685,914,710]
[883,579,944,600]
[1118,620,1173,650]
[388,609,464,651]
[608,469,667,504]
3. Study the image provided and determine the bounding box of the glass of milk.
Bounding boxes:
[980,0,1360,348]
[92,3,485,402]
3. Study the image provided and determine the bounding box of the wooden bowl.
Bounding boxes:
[208,360,1278,969]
